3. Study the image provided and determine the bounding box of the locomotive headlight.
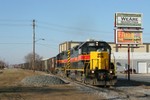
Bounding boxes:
[110,70,112,73]
[92,70,95,73]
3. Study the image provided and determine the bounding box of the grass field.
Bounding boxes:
[0,68,102,100]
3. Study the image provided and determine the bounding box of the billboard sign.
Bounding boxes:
[115,13,142,27]
[115,29,142,44]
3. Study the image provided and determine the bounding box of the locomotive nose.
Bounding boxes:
[90,51,109,70]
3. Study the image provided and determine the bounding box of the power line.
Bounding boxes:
[0,19,32,27]
[0,19,31,22]
[0,43,54,48]
[0,19,148,34]
[0,42,31,44]
[1,19,150,35]
[37,21,112,33]
[0,23,31,27]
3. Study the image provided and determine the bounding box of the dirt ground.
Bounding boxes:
[0,69,104,100]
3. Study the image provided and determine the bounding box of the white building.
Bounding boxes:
[109,42,150,74]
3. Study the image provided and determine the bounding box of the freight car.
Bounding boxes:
[41,57,56,73]
[56,40,117,86]
[18,57,56,72]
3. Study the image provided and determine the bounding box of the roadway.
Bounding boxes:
[117,73,150,83]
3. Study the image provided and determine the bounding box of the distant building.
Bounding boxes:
[109,42,150,74]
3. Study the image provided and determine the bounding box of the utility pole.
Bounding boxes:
[128,44,130,81]
[32,19,35,72]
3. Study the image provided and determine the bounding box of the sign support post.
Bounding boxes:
[128,44,130,81]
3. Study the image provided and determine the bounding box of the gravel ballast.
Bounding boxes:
[21,75,66,86]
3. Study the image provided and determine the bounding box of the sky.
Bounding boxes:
[0,0,150,64]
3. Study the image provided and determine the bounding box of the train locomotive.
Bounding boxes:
[56,40,117,86]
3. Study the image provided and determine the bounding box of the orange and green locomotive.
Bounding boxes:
[56,40,117,86]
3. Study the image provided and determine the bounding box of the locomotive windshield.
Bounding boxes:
[79,41,111,54]
[88,46,110,52]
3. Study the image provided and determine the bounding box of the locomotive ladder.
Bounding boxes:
[67,50,71,68]
[84,60,90,76]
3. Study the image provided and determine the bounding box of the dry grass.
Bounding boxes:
[0,69,44,86]
[0,68,103,100]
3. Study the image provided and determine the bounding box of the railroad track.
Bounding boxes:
[58,75,150,100]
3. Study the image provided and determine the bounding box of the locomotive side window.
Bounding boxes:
[88,43,95,46]
[71,49,73,55]
[82,47,87,54]
[79,49,82,54]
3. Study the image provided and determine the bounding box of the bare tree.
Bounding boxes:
[24,52,43,70]
[0,60,8,69]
